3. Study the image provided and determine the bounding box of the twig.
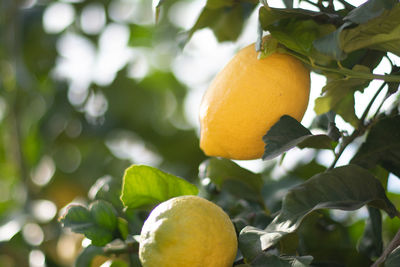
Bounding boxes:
[336,0,355,10]
[328,81,386,170]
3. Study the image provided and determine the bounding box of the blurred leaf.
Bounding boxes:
[250,253,313,266]
[89,176,123,210]
[282,0,293,8]
[199,158,263,202]
[60,200,118,246]
[187,0,258,42]
[385,246,400,267]
[60,205,92,232]
[108,259,129,267]
[298,212,372,265]
[75,245,104,267]
[240,165,399,257]
[262,115,334,160]
[358,207,383,259]
[351,115,400,177]
[289,160,327,180]
[341,4,400,57]
[121,165,198,209]
[129,24,154,47]
[344,0,397,24]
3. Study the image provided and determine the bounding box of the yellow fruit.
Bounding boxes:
[139,195,237,267]
[199,40,310,160]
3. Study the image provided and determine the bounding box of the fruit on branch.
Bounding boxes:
[139,195,237,267]
[199,38,310,160]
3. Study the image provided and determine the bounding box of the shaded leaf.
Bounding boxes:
[199,158,263,202]
[240,165,398,255]
[262,115,333,160]
[258,6,340,29]
[313,22,351,60]
[341,4,400,57]
[121,165,198,209]
[251,253,313,267]
[186,0,258,43]
[351,115,400,177]
[385,246,400,267]
[344,0,397,24]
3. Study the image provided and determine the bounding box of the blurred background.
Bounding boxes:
[1,0,400,266]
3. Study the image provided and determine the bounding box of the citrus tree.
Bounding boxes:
[58,0,400,266]
[2,0,400,266]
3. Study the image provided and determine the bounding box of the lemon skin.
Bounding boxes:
[139,195,238,267]
[199,42,310,160]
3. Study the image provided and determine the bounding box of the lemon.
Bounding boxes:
[139,195,237,267]
[199,39,310,160]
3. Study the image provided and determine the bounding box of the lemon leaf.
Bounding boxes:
[351,115,400,177]
[199,158,263,202]
[262,115,335,160]
[121,165,198,209]
[59,200,119,246]
[385,246,400,267]
[239,165,399,258]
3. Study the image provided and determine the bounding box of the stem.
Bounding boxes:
[328,129,359,170]
[360,82,387,123]
[291,53,400,83]
[372,228,400,267]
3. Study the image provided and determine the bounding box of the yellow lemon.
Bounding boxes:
[139,195,237,267]
[199,40,310,160]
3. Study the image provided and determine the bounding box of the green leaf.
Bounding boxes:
[75,245,104,267]
[117,217,129,240]
[89,200,118,231]
[262,115,334,160]
[60,201,119,246]
[358,207,383,259]
[314,68,371,127]
[240,165,399,256]
[199,158,263,202]
[340,4,400,57]
[110,260,129,267]
[385,246,400,267]
[351,115,400,177]
[84,226,114,246]
[121,165,198,209]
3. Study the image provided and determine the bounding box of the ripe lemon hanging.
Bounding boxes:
[139,195,238,267]
[199,39,310,160]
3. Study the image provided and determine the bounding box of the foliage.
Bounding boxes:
[1,0,400,266]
